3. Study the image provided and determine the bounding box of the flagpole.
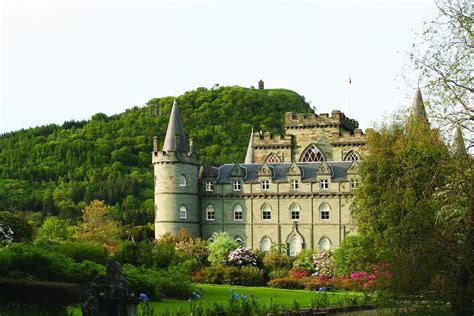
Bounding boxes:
[348,77,352,117]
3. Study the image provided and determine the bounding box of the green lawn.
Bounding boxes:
[150,284,365,313]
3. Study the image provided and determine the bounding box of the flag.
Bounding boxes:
[349,77,352,84]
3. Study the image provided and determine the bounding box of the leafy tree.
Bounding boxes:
[35,216,74,243]
[0,211,33,243]
[410,0,472,147]
[333,234,377,276]
[354,115,448,293]
[75,200,121,245]
[207,231,238,266]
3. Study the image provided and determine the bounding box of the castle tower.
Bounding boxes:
[152,99,200,238]
[411,88,427,119]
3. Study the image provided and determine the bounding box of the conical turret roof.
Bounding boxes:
[244,127,255,164]
[162,99,188,152]
[411,88,427,119]
[453,126,467,158]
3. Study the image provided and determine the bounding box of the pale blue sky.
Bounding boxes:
[1,0,436,134]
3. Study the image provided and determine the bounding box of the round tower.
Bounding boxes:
[152,99,200,238]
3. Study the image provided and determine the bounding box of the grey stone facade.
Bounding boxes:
[153,99,367,256]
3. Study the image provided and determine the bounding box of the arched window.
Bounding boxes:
[319,236,331,251]
[289,235,302,257]
[300,144,325,162]
[290,203,300,221]
[266,153,280,163]
[178,175,187,186]
[344,150,360,161]
[235,236,244,245]
[179,205,187,219]
[260,236,272,252]
[206,205,215,221]
[261,204,271,220]
[233,204,243,221]
[320,203,330,220]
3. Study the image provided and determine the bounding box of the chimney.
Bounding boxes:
[152,136,158,152]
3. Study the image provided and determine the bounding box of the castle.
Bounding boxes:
[152,92,375,256]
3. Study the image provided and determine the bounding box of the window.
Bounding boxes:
[290,180,299,190]
[290,203,300,221]
[289,236,302,257]
[179,205,187,219]
[300,144,325,162]
[261,180,269,190]
[320,179,329,190]
[178,175,187,186]
[320,203,330,220]
[233,205,243,221]
[261,204,271,220]
[265,153,280,163]
[319,236,331,251]
[233,181,241,191]
[260,236,272,252]
[206,205,215,221]
[344,150,360,161]
[205,181,214,191]
[350,178,359,189]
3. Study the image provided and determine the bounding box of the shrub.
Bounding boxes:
[268,268,289,280]
[175,237,209,266]
[55,240,107,263]
[227,247,257,267]
[207,231,238,266]
[312,250,335,277]
[223,266,265,286]
[268,277,306,290]
[262,252,292,272]
[291,249,315,274]
[0,278,83,306]
[113,240,152,267]
[289,268,308,279]
[152,241,176,268]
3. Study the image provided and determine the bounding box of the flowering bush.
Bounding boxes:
[268,277,306,290]
[350,263,391,290]
[227,247,257,267]
[0,224,14,247]
[289,268,308,279]
[312,250,335,277]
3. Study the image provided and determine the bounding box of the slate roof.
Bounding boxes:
[209,161,353,183]
[162,99,188,152]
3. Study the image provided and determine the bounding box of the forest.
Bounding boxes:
[0,85,310,221]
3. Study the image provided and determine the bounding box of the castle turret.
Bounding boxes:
[410,88,427,120]
[453,126,467,158]
[153,99,199,238]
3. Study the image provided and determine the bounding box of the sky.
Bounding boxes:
[0,0,438,134]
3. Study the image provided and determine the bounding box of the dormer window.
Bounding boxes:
[261,180,269,190]
[178,175,187,187]
[290,180,299,190]
[320,179,329,190]
[205,181,214,191]
[233,181,241,191]
[350,178,359,189]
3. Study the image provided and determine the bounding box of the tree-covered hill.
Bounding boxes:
[0,85,310,218]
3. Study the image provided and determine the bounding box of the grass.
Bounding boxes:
[150,284,366,313]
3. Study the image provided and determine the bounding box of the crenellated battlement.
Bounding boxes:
[284,110,359,132]
[253,132,292,149]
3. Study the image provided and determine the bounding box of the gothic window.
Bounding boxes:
[320,203,330,220]
[320,179,329,190]
[234,204,243,221]
[179,205,187,219]
[261,180,269,191]
[290,203,300,221]
[261,204,271,220]
[319,236,331,251]
[260,236,272,252]
[266,153,280,163]
[289,235,302,257]
[300,144,325,162]
[205,181,214,191]
[178,175,187,187]
[206,205,215,221]
[290,180,299,190]
[233,181,241,191]
[344,150,360,162]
